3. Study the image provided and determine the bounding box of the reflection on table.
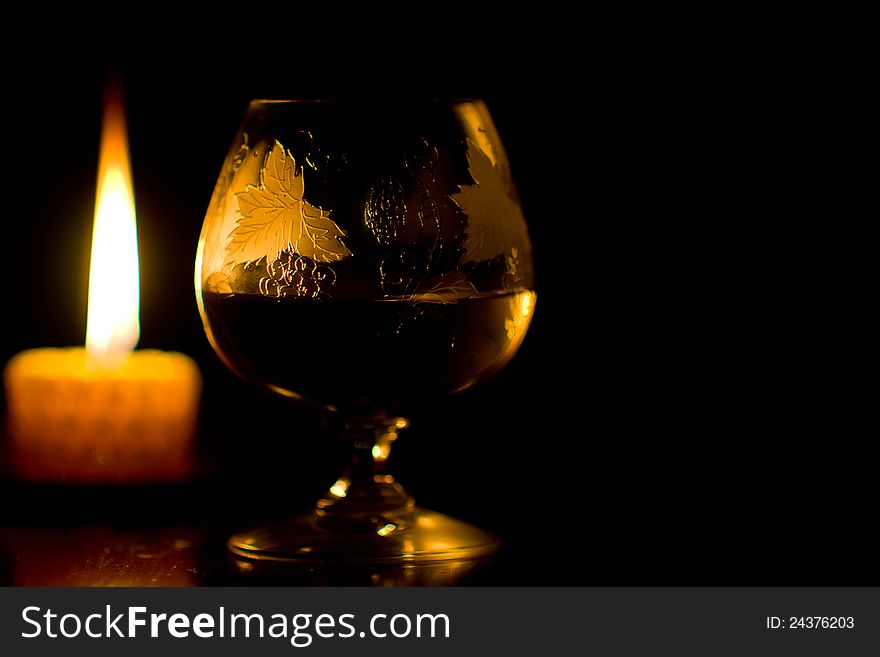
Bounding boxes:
[0,527,199,587]
[0,526,493,586]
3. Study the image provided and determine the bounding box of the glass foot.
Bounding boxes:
[230,555,489,586]
[230,417,497,565]
[228,507,499,564]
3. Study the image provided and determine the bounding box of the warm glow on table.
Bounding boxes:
[2,81,200,483]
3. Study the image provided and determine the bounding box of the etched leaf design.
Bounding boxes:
[226,140,351,267]
[453,139,529,263]
[204,271,233,294]
[411,272,476,304]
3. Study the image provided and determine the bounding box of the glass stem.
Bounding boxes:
[315,417,414,530]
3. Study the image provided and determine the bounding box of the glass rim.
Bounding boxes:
[248,98,486,106]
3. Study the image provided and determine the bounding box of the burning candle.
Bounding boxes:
[3,84,201,484]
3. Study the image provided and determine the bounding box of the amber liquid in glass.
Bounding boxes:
[202,290,535,415]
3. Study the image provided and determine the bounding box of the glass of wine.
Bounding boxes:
[195,99,535,563]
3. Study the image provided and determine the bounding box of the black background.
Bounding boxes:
[0,23,873,584]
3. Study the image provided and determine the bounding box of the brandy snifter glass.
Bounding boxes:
[195,99,535,563]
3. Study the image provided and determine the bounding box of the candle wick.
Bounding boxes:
[86,349,130,372]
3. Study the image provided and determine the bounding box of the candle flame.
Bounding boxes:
[86,83,139,363]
